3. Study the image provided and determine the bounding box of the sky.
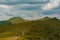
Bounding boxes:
[0,0,60,20]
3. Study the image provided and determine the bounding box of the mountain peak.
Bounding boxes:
[8,17,24,24]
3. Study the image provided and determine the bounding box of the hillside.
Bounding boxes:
[7,17,25,24]
[0,17,60,40]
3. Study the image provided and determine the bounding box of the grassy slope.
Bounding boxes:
[8,17,25,24]
[0,17,60,40]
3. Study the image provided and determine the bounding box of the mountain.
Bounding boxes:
[0,17,60,40]
[8,17,25,24]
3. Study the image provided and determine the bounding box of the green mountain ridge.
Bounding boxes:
[0,17,59,24]
[0,17,25,24]
[8,17,25,24]
[0,17,60,40]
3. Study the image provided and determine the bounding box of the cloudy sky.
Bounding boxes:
[0,0,60,20]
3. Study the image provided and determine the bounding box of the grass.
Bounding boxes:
[0,37,12,40]
[0,17,60,40]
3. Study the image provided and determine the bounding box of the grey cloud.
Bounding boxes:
[0,0,48,5]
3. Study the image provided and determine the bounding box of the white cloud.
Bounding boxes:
[43,0,60,10]
[0,5,12,9]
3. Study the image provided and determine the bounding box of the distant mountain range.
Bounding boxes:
[0,17,60,40]
[0,17,59,24]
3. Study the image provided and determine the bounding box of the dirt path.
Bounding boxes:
[9,36,20,40]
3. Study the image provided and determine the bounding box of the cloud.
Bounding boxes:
[43,0,60,10]
[45,13,60,19]
[42,9,60,15]
[0,0,59,20]
[8,10,45,20]
[0,0,48,5]
[0,5,12,9]
[0,4,42,20]
[0,16,12,21]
